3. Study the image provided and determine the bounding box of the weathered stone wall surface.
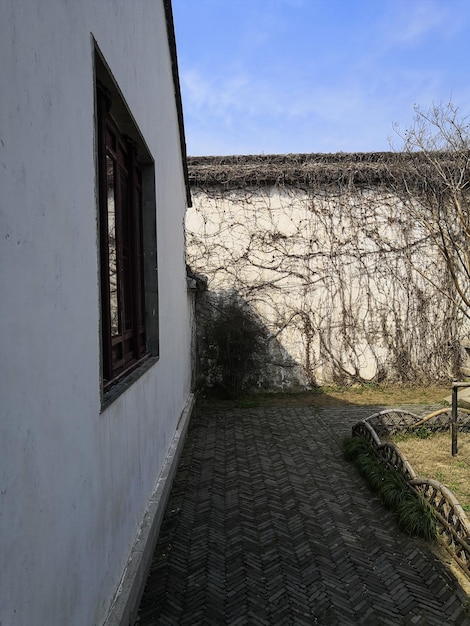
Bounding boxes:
[186,178,467,390]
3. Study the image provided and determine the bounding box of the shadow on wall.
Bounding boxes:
[186,180,468,389]
[195,288,310,397]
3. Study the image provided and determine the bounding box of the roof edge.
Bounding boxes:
[163,0,192,207]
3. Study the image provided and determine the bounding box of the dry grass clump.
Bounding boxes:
[393,430,470,513]
[319,384,449,406]
[202,384,450,409]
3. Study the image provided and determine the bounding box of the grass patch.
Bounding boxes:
[396,493,437,540]
[391,430,470,512]
[343,436,437,540]
[343,436,371,461]
[198,384,450,409]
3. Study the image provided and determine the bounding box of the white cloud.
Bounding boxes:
[378,0,461,50]
[182,68,251,123]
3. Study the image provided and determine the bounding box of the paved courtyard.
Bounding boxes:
[137,403,470,625]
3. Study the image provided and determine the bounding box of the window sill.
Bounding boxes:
[101,354,159,412]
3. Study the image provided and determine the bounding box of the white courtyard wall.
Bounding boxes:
[187,186,467,388]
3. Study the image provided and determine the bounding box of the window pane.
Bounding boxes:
[107,154,119,336]
[136,189,146,327]
[120,173,133,332]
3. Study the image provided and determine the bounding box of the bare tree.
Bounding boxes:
[391,103,470,317]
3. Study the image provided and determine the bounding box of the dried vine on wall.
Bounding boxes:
[186,154,467,392]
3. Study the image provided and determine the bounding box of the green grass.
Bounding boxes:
[343,436,371,461]
[234,398,261,408]
[396,494,437,540]
[343,436,437,540]
[415,425,433,439]
[393,426,434,443]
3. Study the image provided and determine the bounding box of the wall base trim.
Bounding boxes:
[103,392,195,626]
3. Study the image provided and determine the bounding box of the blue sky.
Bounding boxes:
[172,0,470,156]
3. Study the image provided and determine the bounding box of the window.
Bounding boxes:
[95,50,159,395]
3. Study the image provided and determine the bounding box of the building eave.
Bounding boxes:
[163,0,192,207]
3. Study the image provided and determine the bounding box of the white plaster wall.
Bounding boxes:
[0,1,192,624]
[187,187,467,387]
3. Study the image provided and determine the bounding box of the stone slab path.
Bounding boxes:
[137,404,470,625]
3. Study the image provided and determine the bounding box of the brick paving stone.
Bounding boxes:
[137,405,470,625]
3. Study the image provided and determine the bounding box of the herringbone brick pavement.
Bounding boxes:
[137,404,470,625]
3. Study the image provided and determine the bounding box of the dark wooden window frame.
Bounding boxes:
[96,85,149,391]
